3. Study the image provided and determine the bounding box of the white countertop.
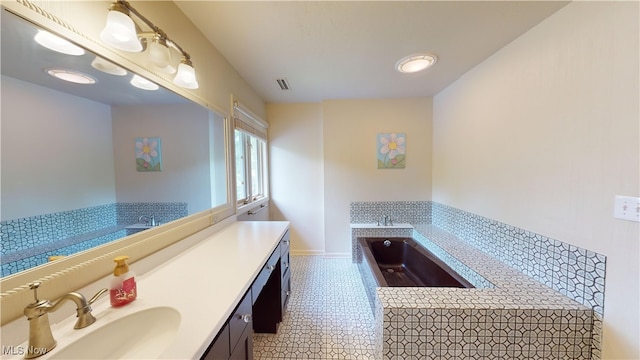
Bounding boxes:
[4,220,290,360]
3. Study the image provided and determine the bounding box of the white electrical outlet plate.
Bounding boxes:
[614,195,640,222]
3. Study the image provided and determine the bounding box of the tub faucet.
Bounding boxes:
[138,215,157,226]
[378,214,393,226]
[23,282,108,358]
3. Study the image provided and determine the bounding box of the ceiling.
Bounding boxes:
[175,1,570,103]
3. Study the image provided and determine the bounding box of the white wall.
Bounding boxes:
[267,103,325,255]
[267,99,432,256]
[323,99,433,256]
[432,2,639,358]
[1,75,115,220]
[111,104,213,214]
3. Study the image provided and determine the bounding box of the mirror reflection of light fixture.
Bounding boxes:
[34,30,85,56]
[395,53,438,74]
[100,0,198,89]
[91,56,128,76]
[130,74,159,91]
[47,69,96,84]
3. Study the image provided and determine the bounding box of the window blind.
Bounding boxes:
[233,100,268,141]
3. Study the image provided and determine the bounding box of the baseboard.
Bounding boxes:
[322,252,351,258]
[290,249,325,256]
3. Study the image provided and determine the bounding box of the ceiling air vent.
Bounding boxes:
[276,78,290,91]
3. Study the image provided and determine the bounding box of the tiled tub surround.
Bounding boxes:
[350,201,605,359]
[1,202,187,276]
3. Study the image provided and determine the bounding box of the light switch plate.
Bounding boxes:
[614,195,640,222]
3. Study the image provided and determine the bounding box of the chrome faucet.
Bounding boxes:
[378,214,394,226]
[23,282,108,359]
[138,215,157,226]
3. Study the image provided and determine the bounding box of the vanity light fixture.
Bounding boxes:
[34,30,85,56]
[148,34,176,74]
[395,53,438,74]
[91,56,127,76]
[100,0,198,89]
[130,74,159,91]
[47,69,96,84]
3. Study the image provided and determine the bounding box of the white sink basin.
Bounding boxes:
[49,306,181,359]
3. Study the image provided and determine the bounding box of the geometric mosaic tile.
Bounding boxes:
[253,256,376,359]
[0,202,188,277]
[350,200,605,359]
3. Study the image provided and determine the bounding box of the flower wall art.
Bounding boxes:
[377,133,406,169]
[135,137,162,171]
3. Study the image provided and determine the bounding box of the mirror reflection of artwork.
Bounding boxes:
[377,133,406,169]
[136,137,162,171]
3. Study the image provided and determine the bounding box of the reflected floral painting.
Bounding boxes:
[377,133,406,169]
[136,137,162,171]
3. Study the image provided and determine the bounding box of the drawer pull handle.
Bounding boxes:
[238,314,252,323]
[285,291,291,296]
[267,265,276,271]
[283,262,288,268]
[284,240,290,245]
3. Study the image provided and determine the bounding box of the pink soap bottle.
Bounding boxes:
[110,256,137,307]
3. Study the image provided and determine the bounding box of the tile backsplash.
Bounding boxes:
[431,202,605,316]
[1,202,187,276]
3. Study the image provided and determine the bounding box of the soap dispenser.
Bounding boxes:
[110,255,137,307]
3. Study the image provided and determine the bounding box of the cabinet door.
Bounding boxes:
[201,324,230,360]
[230,290,253,353]
[230,321,254,360]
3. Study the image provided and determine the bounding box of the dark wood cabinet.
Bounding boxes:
[201,290,252,360]
[252,230,291,333]
[201,324,229,360]
[201,229,291,360]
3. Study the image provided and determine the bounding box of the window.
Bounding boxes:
[235,130,267,205]
[233,100,268,207]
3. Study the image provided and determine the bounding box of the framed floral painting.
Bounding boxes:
[377,133,405,169]
[136,137,162,171]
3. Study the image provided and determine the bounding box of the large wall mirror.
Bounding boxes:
[1,7,233,278]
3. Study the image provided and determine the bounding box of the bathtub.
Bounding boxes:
[358,237,474,288]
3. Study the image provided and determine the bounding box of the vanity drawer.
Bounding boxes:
[281,271,291,312]
[229,289,252,355]
[251,244,280,304]
[280,230,290,279]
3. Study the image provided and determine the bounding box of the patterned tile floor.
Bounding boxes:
[253,256,376,359]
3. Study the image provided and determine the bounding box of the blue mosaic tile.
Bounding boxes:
[1,202,188,277]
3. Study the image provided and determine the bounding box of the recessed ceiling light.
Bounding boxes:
[47,69,96,84]
[130,74,159,91]
[396,53,438,74]
[34,30,85,56]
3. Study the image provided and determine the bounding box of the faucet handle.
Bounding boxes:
[89,288,109,305]
[25,282,51,319]
[29,282,41,301]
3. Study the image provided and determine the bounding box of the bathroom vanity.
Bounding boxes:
[1,221,291,360]
[201,229,291,360]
